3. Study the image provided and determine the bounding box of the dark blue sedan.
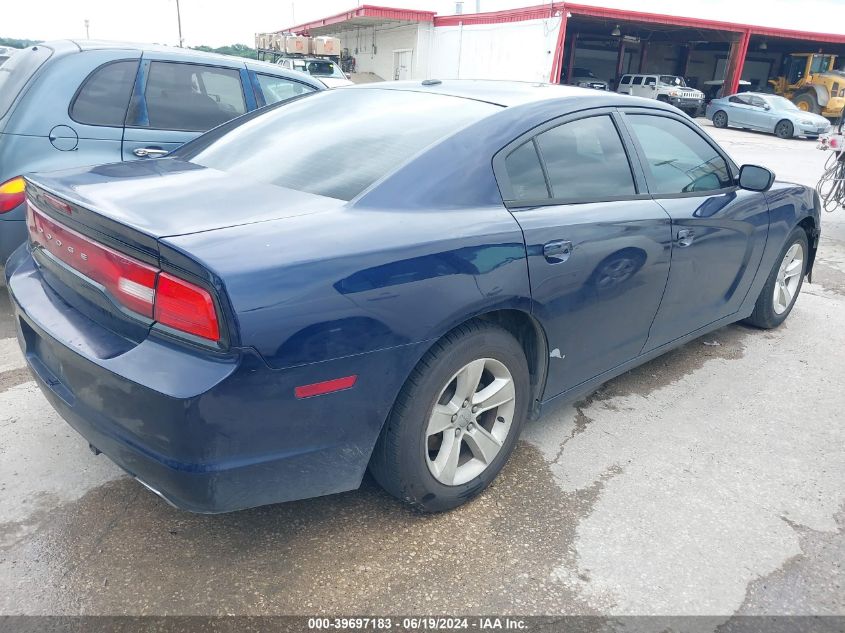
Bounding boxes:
[4,81,820,513]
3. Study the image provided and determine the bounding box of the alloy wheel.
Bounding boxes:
[425,358,516,486]
[773,242,804,314]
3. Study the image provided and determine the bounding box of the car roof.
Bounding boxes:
[346,79,663,108]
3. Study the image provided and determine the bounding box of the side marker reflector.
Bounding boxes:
[295,375,357,399]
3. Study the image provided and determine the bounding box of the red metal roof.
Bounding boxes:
[279,4,436,35]
[434,1,845,44]
[281,2,845,44]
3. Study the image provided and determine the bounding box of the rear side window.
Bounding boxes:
[535,115,636,201]
[632,76,644,85]
[0,45,52,119]
[626,114,732,194]
[729,95,749,104]
[142,61,246,132]
[70,60,139,127]
[504,141,548,200]
[256,73,316,105]
[177,89,499,201]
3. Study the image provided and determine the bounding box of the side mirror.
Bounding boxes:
[738,164,775,192]
[763,104,771,110]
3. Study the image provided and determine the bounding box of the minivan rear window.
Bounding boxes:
[177,89,500,201]
[0,45,52,119]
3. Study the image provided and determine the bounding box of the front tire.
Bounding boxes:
[712,110,728,128]
[369,321,530,512]
[775,119,794,139]
[744,227,808,329]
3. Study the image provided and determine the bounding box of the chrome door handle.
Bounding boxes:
[543,240,573,263]
[677,228,695,247]
[133,147,169,158]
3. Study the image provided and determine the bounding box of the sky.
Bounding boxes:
[3,0,845,48]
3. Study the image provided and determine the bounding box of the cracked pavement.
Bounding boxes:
[0,122,843,619]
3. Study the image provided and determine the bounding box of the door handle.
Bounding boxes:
[133,147,169,158]
[677,228,695,247]
[543,240,573,263]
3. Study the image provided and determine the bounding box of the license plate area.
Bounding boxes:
[19,316,75,405]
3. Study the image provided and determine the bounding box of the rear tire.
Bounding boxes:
[775,119,794,139]
[793,92,820,114]
[369,321,530,512]
[712,110,728,128]
[744,227,808,329]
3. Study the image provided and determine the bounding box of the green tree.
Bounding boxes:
[191,44,257,60]
[0,37,41,49]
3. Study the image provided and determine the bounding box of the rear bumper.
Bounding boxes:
[6,246,420,512]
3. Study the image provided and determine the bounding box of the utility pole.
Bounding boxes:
[175,0,184,47]
[84,19,90,39]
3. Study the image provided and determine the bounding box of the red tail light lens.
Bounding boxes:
[27,200,221,343]
[0,177,26,213]
[155,273,220,342]
[28,203,157,316]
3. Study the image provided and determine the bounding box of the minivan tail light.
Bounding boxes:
[154,273,220,342]
[0,177,26,213]
[27,200,221,343]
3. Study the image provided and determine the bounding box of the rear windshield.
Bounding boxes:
[0,45,52,119]
[306,60,343,78]
[177,89,500,201]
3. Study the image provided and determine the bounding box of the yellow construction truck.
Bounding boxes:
[768,53,845,120]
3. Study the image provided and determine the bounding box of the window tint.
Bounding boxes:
[626,114,732,194]
[256,74,316,105]
[620,75,632,84]
[728,95,749,104]
[632,76,644,85]
[504,141,548,200]
[534,115,635,200]
[0,44,52,119]
[143,61,246,132]
[645,76,657,86]
[177,89,499,201]
[70,60,138,127]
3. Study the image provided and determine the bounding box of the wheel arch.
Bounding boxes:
[797,214,820,282]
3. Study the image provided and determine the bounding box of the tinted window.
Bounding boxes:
[256,74,316,105]
[0,45,52,119]
[645,76,657,86]
[143,61,246,132]
[620,75,632,84]
[627,114,732,194]
[728,95,749,104]
[535,115,635,200]
[504,141,548,201]
[70,60,138,127]
[177,89,499,201]
[632,76,644,85]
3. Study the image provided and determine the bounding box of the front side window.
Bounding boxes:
[70,59,139,127]
[729,95,749,104]
[632,76,644,85]
[143,61,246,132]
[256,74,316,105]
[645,76,657,86]
[626,114,732,194]
[534,115,636,201]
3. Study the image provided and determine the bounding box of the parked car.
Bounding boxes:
[707,92,831,139]
[0,40,325,264]
[618,73,705,116]
[6,81,819,514]
[276,56,353,87]
[566,66,608,90]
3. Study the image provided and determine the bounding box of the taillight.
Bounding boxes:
[27,200,221,343]
[0,177,26,213]
[155,273,220,341]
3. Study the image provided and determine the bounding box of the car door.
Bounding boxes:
[122,55,254,160]
[620,110,770,350]
[495,109,672,397]
[629,75,645,97]
[643,75,658,99]
[726,94,755,127]
[748,95,779,132]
